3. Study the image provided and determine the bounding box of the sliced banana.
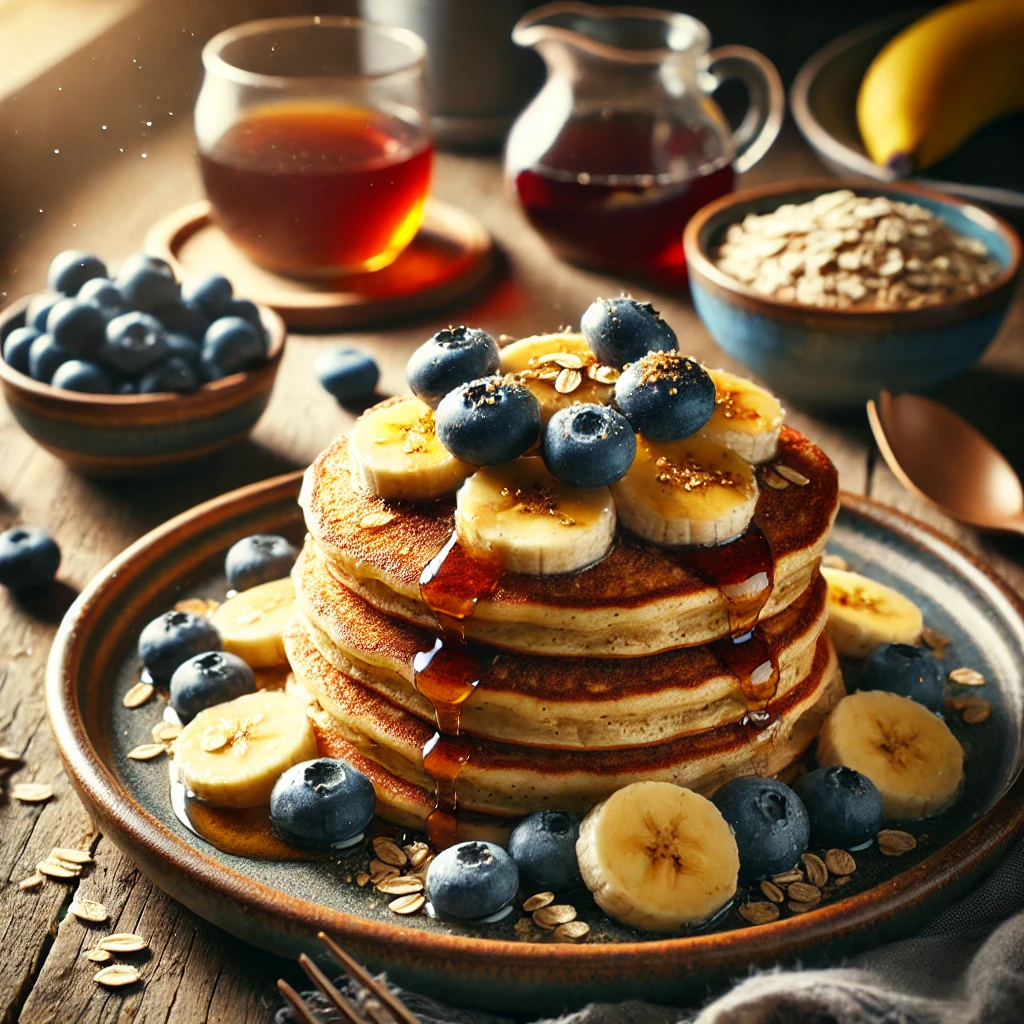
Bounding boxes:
[349,396,472,500]
[611,435,758,546]
[821,567,923,657]
[701,368,784,464]
[817,690,964,820]
[499,333,615,424]
[213,577,295,668]
[576,781,739,932]
[176,690,318,808]
[455,457,615,575]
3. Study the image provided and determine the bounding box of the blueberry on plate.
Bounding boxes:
[101,312,168,376]
[425,840,519,921]
[28,334,73,383]
[47,250,107,296]
[138,357,199,394]
[435,375,540,465]
[153,299,210,341]
[3,326,40,374]
[508,810,582,890]
[77,277,128,321]
[138,609,221,680]
[580,296,678,368]
[115,253,179,312]
[181,274,233,320]
[269,758,376,849]
[406,326,501,408]
[51,359,114,393]
[170,650,256,721]
[860,642,944,713]
[315,347,380,403]
[224,534,299,591]
[794,766,884,851]
[614,351,716,441]
[46,298,106,359]
[543,404,636,488]
[712,776,810,884]
[26,292,63,332]
[0,527,60,590]
[202,316,264,380]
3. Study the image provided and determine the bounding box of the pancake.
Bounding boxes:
[299,426,839,656]
[293,539,830,748]
[286,623,844,818]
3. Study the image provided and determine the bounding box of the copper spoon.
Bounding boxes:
[868,390,1024,536]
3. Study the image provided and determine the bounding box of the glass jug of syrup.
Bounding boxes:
[505,2,784,277]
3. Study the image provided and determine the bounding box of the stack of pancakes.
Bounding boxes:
[285,425,843,837]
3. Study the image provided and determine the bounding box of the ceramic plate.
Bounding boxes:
[47,474,1024,1012]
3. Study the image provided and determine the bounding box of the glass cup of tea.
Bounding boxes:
[195,16,433,278]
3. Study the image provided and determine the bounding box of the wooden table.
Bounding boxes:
[1,121,1022,1023]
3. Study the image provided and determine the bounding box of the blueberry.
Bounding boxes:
[47,250,107,296]
[26,292,63,332]
[712,776,810,884]
[138,609,221,681]
[0,527,60,590]
[508,810,582,890]
[28,334,73,383]
[860,643,944,713]
[425,841,519,921]
[154,299,209,341]
[614,352,716,441]
[51,359,114,393]
[269,758,375,849]
[542,404,636,488]
[315,347,380,403]
[115,253,178,312]
[580,297,678,368]
[170,650,256,721]
[224,534,299,591]
[406,326,501,408]
[101,312,168,376]
[77,278,128,322]
[435,376,540,465]
[165,333,203,373]
[794,766,884,851]
[46,299,106,358]
[181,274,233,320]
[138,357,199,394]
[202,316,264,380]
[117,380,137,395]
[228,298,263,334]
[3,327,40,374]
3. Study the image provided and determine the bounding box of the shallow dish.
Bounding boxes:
[683,178,1021,414]
[0,296,286,478]
[46,474,1024,1012]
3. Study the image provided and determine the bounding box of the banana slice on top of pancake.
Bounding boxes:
[611,435,758,546]
[455,457,615,575]
[701,368,785,464]
[349,396,472,500]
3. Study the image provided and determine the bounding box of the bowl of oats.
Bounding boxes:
[683,180,1021,413]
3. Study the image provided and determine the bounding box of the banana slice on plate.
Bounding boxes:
[576,780,740,932]
[499,333,615,424]
[349,396,473,500]
[213,577,295,668]
[455,457,615,575]
[176,690,318,808]
[817,690,964,820]
[701,368,784,464]
[821,567,923,657]
[611,435,758,546]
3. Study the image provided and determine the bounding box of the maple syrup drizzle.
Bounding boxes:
[416,532,503,849]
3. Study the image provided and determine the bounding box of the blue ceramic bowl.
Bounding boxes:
[683,179,1022,414]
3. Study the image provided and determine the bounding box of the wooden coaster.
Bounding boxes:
[145,199,497,330]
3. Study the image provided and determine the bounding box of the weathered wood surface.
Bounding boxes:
[1,120,1022,1023]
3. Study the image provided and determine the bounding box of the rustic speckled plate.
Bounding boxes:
[46,475,1024,1013]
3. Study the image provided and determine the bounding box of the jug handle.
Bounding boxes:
[701,46,785,174]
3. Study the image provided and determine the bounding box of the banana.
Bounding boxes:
[213,577,295,668]
[175,690,318,808]
[857,0,1024,172]
[611,435,757,546]
[348,396,472,500]
[817,690,964,820]
[701,368,784,464]
[498,333,616,424]
[455,457,615,575]
[576,781,739,932]
[820,567,923,658]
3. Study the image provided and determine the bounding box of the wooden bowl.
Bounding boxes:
[0,297,286,478]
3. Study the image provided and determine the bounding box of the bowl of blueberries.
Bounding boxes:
[0,249,286,477]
